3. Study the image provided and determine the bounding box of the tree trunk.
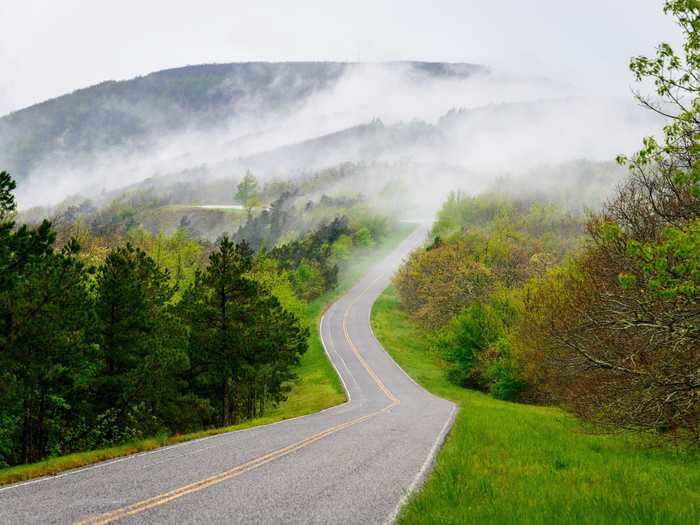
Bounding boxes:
[249,380,256,420]
[259,384,266,417]
[21,394,33,464]
[36,384,47,462]
[222,378,230,426]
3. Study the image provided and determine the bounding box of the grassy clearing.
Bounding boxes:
[0,224,416,487]
[371,287,700,525]
[161,204,246,214]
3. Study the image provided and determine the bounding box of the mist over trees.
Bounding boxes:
[0,153,397,467]
[2,50,659,211]
[393,0,700,441]
[0,0,696,482]
[0,178,323,465]
[235,171,259,213]
[0,63,355,181]
[520,0,700,437]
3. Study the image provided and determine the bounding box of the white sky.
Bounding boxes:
[0,0,681,116]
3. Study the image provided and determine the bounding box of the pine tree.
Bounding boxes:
[94,244,187,438]
[181,236,307,425]
[0,172,95,463]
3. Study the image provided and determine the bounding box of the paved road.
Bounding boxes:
[0,225,456,525]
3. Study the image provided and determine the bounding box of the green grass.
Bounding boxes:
[371,287,700,525]
[0,224,416,487]
[134,204,247,236]
[161,204,246,215]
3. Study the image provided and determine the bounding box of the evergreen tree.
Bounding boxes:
[0,172,95,463]
[94,244,187,438]
[181,237,307,425]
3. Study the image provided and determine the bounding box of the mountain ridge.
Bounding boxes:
[1,60,485,119]
[0,61,484,183]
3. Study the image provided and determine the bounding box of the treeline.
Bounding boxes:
[0,172,306,465]
[397,175,698,439]
[0,172,389,467]
[394,193,583,399]
[233,180,384,252]
[521,2,699,439]
[394,1,699,441]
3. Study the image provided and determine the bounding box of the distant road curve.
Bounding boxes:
[0,224,456,525]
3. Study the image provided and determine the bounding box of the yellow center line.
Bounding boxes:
[341,278,400,405]
[74,273,398,525]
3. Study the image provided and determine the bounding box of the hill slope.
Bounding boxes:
[0,61,482,182]
[371,287,700,525]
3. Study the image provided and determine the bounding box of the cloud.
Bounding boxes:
[12,62,661,211]
[0,0,681,115]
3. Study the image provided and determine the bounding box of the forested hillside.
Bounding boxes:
[363,6,700,523]
[392,0,700,443]
[0,166,397,469]
[1,2,698,521]
[3,55,659,211]
[0,61,481,185]
[394,192,583,399]
[394,154,699,439]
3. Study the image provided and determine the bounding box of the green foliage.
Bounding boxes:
[94,244,188,440]
[235,170,259,209]
[127,225,203,289]
[484,338,526,401]
[234,190,297,250]
[292,260,326,301]
[507,0,700,437]
[0,221,414,485]
[434,304,503,387]
[248,255,307,320]
[431,191,506,239]
[353,227,374,248]
[269,216,355,299]
[0,172,16,220]
[330,234,353,262]
[395,189,582,402]
[180,237,308,425]
[371,288,700,525]
[350,212,387,244]
[626,220,700,299]
[0,173,349,468]
[0,174,95,464]
[430,288,524,399]
[394,239,495,327]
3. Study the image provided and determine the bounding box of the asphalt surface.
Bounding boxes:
[0,225,457,525]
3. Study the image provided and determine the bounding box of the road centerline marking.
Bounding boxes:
[74,270,400,525]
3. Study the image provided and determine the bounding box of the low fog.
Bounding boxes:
[7,62,661,216]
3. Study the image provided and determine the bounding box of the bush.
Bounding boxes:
[353,227,374,248]
[484,338,526,401]
[433,303,503,389]
[292,260,326,301]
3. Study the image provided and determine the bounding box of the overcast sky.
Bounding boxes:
[0,0,681,116]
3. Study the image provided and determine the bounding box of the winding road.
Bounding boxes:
[0,225,456,525]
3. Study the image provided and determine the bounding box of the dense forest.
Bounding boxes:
[0,168,390,467]
[394,0,700,441]
[0,61,482,192]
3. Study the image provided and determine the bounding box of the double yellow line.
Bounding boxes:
[76,274,398,525]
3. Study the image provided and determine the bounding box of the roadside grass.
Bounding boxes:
[371,287,700,525]
[0,223,416,487]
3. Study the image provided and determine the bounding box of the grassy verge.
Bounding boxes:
[371,287,700,525]
[0,223,416,487]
